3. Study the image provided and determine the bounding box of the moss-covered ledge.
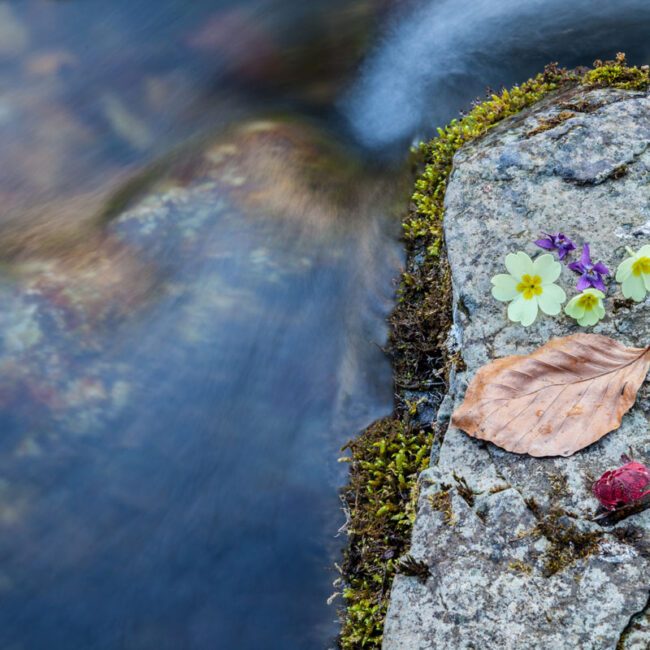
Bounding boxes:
[336,54,650,649]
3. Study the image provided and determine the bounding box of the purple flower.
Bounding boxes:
[534,232,576,260]
[568,244,610,291]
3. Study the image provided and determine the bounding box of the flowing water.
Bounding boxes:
[1,1,650,649]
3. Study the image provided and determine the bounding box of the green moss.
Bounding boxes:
[338,55,648,649]
[522,497,602,576]
[453,472,476,508]
[428,485,456,526]
[408,63,575,256]
[526,110,576,136]
[338,419,433,649]
[534,508,603,577]
[396,554,431,582]
[583,52,650,90]
[547,472,570,501]
[508,559,533,575]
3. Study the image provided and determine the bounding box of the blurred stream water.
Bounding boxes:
[1,1,650,648]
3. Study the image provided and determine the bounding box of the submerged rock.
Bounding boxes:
[0,117,401,441]
[384,86,650,649]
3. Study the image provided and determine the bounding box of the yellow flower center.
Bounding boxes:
[516,274,543,300]
[577,293,598,310]
[632,256,650,276]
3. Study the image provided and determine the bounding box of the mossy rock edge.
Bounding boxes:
[337,54,650,649]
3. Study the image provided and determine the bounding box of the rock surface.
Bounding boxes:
[384,86,650,649]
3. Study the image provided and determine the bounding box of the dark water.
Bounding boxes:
[1,1,650,648]
[0,138,404,649]
[345,0,650,150]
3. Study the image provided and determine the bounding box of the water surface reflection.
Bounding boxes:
[0,2,405,647]
[0,117,406,648]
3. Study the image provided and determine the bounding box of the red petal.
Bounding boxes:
[593,459,650,510]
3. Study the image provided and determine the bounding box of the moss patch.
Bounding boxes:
[427,485,456,526]
[523,497,603,576]
[337,54,648,649]
[396,554,431,583]
[536,508,603,577]
[338,419,433,648]
[408,62,573,253]
[526,110,576,137]
[584,52,650,90]
[508,559,533,575]
[453,472,476,508]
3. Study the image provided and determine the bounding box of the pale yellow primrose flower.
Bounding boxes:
[616,245,650,302]
[564,288,606,326]
[491,252,566,326]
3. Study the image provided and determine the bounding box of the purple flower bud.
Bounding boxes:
[568,244,610,292]
[534,232,576,260]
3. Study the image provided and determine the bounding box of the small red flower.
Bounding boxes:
[593,455,650,511]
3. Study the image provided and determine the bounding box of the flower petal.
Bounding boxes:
[568,261,584,273]
[519,298,539,326]
[638,244,650,257]
[593,262,610,275]
[579,310,599,327]
[622,273,646,302]
[505,252,533,279]
[507,294,539,324]
[591,277,607,292]
[576,275,591,291]
[616,256,634,282]
[564,296,586,320]
[579,243,592,267]
[491,274,518,301]
[534,254,561,283]
[535,238,555,251]
[538,283,566,315]
[644,272,650,291]
[507,295,526,322]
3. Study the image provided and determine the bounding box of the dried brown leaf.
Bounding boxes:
[451,334,650,457]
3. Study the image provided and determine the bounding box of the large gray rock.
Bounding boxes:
[384,86,650,649]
